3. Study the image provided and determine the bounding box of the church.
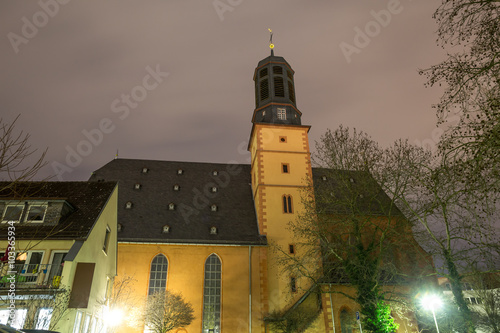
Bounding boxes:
[89,47,432,333]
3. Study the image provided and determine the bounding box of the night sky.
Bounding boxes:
[1,1,447,181]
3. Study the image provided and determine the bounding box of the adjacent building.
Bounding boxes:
[0,181,118,332]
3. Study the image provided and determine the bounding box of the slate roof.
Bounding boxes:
[311,168,404,217]
[89,159,266,245]
[0,181,117,240]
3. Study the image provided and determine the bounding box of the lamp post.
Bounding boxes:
[421,294,443,333]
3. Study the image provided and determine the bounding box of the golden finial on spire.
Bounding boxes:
[268,28,274,50]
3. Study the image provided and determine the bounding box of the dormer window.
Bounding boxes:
[177,169,183,175]
[322,176,327,181]
[211,205,217,212]
[142,167,149,173]
[125,202,133,209]
[2,205,24,223]
[134,183,141,190]
[211,187,217,193]
[168,203,175,211]
[350,178,355,183]
[210,226,217,235]
[212,171,218,176]
[25,205,47,223]
[162,225,170,233]
[117,223,123,232]
[173,184,180,191]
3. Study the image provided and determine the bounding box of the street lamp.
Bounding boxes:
[421,294,443,333]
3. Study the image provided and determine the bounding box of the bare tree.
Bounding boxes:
[144,290,195,333]
[421,0,500,186]
[0,115,48,190]
[282,127,433,333]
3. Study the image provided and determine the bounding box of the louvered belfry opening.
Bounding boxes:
[252,53,301,125]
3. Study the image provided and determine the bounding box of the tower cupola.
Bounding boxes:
[252,43,302,125]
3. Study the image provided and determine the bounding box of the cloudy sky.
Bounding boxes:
[1,0,447,181]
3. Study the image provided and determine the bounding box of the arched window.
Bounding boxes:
[283,195,293,213]
[202,254,221,333]
[148,254,168,295]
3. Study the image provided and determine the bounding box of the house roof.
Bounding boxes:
[0,181,117,240]
[89,159,266,245]
[312,168,404,217]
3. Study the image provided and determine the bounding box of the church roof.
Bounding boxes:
[0,181,117,240]
[89,159,266,246]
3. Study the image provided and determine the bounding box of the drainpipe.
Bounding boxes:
[249,245,252,333]
[329,285,335,333]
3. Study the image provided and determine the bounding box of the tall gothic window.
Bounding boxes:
[202,254,221,333]
[148,254,168,295]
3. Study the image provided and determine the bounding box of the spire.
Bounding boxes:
[268,28,274,56]
[251,33,301,126]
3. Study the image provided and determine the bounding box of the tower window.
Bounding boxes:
[290,276,297,293]
[260,68,268,78]
[277,108,286,120]
[282,163,289,174]
[260,79,269,101]
[274,77,285,97]
[288,81,296,104]
[273,66,283,75]
[283,195,293,213]
[289,244,295,254]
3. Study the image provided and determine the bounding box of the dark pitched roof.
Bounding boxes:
[312,168,404,217]
[0,181,117,240]
[89,159,265,245]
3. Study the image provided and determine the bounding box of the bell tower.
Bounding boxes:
[249,34,315,319]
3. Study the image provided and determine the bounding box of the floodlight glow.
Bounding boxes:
[420,293,443,333]
[421,294,443,311]
[105,307,124,327]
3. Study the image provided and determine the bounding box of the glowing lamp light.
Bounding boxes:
[105,307,124,327]
[269,43,275,49]
[421,293,443,333]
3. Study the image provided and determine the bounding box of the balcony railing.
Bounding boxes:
[0,263,62,289]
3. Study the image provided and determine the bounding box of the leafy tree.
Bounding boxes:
[284,127,429,333]
[144,290,195,333]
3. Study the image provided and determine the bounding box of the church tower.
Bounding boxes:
[249,41,315,318]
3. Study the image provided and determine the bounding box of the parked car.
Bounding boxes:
[0,325,23,333]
